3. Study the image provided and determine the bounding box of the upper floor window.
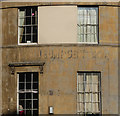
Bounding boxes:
[77,7,98,44]
[18,7,38,44]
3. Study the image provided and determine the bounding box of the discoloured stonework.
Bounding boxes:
[0,2,119,115]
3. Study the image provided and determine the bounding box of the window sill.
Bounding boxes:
[18,43,38,46]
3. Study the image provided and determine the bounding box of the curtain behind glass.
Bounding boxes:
[78,7,98,43]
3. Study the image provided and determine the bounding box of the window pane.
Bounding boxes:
[19,27,25,35]
[26,8,31,16]
[26,17,31,25]
[26,83,31,89]
[33,73,38,82]
[33,34,37,43]
[33,93,38,99]
[85,93,92,102]
[19,83,24,90]
[19,93,25,99]
[19,18,25,26]
[26,73,31,82]
[33,83,38,90]
[19,73,25,82]
[26,110,31,115]
[19,100,25,109]
[26,26,31,34]
[32,7,37,17]
[19,9,25,18]
[26,100,32,109]
[33,110,38,116]
[26,35,31,42]
[26,93,32,99]
[20,35,25,43]
[77,93,83,102]
[33,100,38,108]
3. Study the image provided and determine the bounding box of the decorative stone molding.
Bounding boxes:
[8,62,45,74]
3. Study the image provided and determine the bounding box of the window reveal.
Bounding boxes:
[77,72,101,115]
[77,7,98,43]
[17,72,39,115]
[18,7,38,44]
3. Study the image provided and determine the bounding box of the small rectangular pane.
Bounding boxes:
[85,103,92,112]
[26,100,32,109]
[33,26,37,34]
[26,35,31,42]
[19,9,25,18]
[85,93,92,102]
[92,94,99,102]
[33,100,38,108]
[33,83,38,90]
[19,93,25,99]
[20,35,25,43]
[26,83,31,89]
[19,83,24,90]
[26,26,31,34]
[33,34,37,43]
[26,73,31,82]
[92,103,99,112]
[26,17,31,25]
[19,100,25,109]
[77,93,84,102]
[26,93,32,99]
[33,110,38,116]
[32,7,37,16]
[26,8,31,16]
[19,18,25,26]
[26,110,31,115]
[92,84,98,92]
[19,73,25,82]
[78,83,83,92]
[33,73,38,82]
[33,93,38,99]
[19,27,25,35]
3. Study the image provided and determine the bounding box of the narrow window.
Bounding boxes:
[77,72,101,115]
[17,72,39,115]
[77,7,98,43]
[18,7,38,44]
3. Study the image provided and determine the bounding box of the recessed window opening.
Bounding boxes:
[77,72,101,115]
[17,72,39,115]
[77,7,98,43]
[18,7,38,44]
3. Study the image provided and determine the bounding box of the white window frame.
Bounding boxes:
[77,72,101,115]
[18,7,38,45]
[77,7,99,44]
[17,72,39,115]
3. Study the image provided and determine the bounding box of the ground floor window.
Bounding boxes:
[17,72,39,115]
[77,72,101,115]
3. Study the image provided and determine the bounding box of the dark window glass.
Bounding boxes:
[19,73,25,82]
[19,93,25,99]
[26,73,31,82]
[19,83,24,90]
[26,93,32,99]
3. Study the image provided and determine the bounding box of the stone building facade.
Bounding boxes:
[0,0,120,115]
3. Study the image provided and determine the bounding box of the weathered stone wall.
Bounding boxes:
[1,4,119,115]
